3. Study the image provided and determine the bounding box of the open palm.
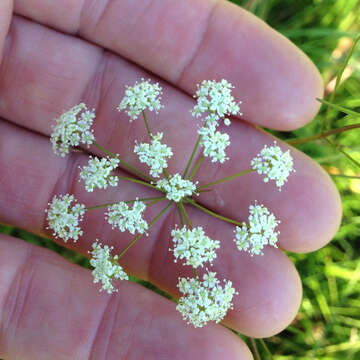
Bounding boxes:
[0,0,342,359]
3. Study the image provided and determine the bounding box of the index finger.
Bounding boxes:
[14,0,323,130]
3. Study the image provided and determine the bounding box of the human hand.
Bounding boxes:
[0,0,342,359]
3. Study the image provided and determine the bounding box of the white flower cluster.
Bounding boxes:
[106,200,148,234]
[46,194,85,242]
[177,271,237,328]
[191,80,241,163]
[79,156,119,192]
[171,226,220,268]
[157,173,197,202]
[191,79,242,126]
[45,78,296,330]
[198,124,230,163]
[134,132,173,177]
[234,202,280,256]
[50,103,95,157]
[89,241,128,294]
[251,142,295,190]
[117,79,163,121]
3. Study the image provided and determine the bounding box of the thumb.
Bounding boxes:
[0,0,13,64]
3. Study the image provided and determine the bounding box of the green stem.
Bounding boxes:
[193,268,199,279]
[179,202,192,229]
[177,203,185,226]
[118,202,172,258]
[117,175,159,191]
[86,196,166,210]
[163,168,170,180]
[197,169,254,190]
[326,138,360,168]
[322,35,360,132]
[145,197,167,206]
[318,98,360,118]
[197,188,213,193]
[183,134,202,178]
[329,173,360,180]
[93,142,152,182]
[259,339,273,359]
[250,338,261,360]
[142,110,152,139]
[287,123,360,145]
[189,154,204,180]
[188,199,243,227]
[93,141,117,158]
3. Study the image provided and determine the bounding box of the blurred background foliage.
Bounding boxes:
[1,0,360,359]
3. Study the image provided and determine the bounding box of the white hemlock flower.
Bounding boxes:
[79,156,119,192]
[117,79,163,121]
[251,141,295,190]
[198,124,230,163]
[234,202,280,256]
[177,271,237,328]
[106,200,148,234]
[156,173,197,202]
[171,226,220,268]
[45,194,85,243]
[134,132,173,177]
[51,103,95,157]
[191,79,242,125]
[89,240,128,294]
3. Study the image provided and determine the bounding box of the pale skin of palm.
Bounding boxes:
[0,0,342,359]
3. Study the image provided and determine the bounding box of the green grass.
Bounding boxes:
[1,0,360,359]
[231,1,360,359]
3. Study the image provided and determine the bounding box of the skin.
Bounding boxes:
[0,0,342,359]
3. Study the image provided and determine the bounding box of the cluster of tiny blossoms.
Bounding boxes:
[177,271,238,328]
[251,141,295,190]
[191,79,241,124]
[191,80,242,164]
[89,241,128,294]
[234,202,280,256]
[45,194,85,242]
[171,226,220,268]
[134,132,173,177]
[198,124,230,163]
[50,103,95,157]
[116,79,163,121]
[79,156,119,192]
[106,200,148,235]
[45,77,295,329]
[157,173,197,202]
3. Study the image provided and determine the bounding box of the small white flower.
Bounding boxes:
[45,194,85,242]
[117,79,163,121]
[106,199,148,234]
[251,141,295,190]
[79,156,119,192]
[191,79,242,126]
[89,240,128,294]
[134,132,173,177]
[234,202,280,256]
[50,103,95,157]
[177,271,237,328]
[198,124,230,163]
[170,226,220,268]
[156,173,197,202]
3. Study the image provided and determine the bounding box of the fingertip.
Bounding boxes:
[191,324,254,360]
[226,248,302,338]
[239,10,325,131]
[278,149,342,253]
[201,2,325,130]
[268,41,325,131]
